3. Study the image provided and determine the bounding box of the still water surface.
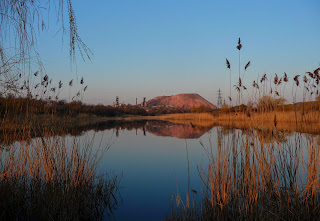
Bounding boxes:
[94,120,213,220]
[4,120,318,220]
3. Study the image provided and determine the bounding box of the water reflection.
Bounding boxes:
[0,120,215,147]
[220,126,293,144]
[109,121,214,139]
[3,119,320,148]
[145,121,213,139]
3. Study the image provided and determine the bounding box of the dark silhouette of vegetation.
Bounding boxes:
[191,105,212,113]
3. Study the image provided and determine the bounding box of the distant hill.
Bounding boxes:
[146,93,217,109]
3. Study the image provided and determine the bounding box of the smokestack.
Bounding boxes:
[143,97,146,107]
[136,98,137,106]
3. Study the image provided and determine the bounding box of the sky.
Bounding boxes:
[36,0,320,105]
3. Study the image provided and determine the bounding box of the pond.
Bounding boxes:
[1,119,319,220]
[86,120,214,220]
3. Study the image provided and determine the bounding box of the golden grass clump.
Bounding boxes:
[167,128,320,220]
[0,123,119,220]
[0,74,119,220]
[166,58,320,220]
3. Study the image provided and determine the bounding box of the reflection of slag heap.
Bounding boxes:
[146,121,212,139]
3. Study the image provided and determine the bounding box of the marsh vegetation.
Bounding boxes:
[165,39,320,220]
[0,78,120,220]
[1,2,319,219]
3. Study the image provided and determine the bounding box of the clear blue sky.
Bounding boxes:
[37,0,320,105]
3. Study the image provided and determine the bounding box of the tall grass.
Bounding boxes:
[167,128,320,220]
[0,134,119,220]
[0,74,119,220]
[166,40,320,220]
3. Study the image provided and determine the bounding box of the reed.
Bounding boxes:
[166,126,320,220]
[0,74,120,220]
[0,134,119,220]
[166,39,320,220]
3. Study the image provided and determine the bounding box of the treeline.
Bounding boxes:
[0,95,192,117]
[0,95,147,117]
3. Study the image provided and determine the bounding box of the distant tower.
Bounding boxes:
[116,96,119,105]
[143,97,146,107]
[136,98,137,106]
[217,88,223,109]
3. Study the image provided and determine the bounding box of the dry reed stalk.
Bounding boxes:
[167,127,320,220]
[0,83,119,220]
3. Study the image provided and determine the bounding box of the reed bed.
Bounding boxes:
[167,128,320,220]
[214,110,320,124]
[166,40,320,220]
[0,125,119,220]
[155,110,320,124]
[0,74,120,220]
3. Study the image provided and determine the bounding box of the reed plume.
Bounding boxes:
[294,75,300,86]
[242,61,251,80]
[244,61,250,70]
[274,73,278,85]
[226,59,231,69]
[284,72,288,82]
[236,38,242,51]
[237,38,242,80]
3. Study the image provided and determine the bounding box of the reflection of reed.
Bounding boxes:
[220,126,291,144]
[217,119,319,136]
[0,120,150,146]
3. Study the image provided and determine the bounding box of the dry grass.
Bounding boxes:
[166,63,320,220]
[167,127,320,220]
[214,111,320,123]
[0,90,119,220]
[152,110,320,124]
[0,122,120,220]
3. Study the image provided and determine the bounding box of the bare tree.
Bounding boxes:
[0,0,91,95]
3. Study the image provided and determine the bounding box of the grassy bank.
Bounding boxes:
[154,110,320,123]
